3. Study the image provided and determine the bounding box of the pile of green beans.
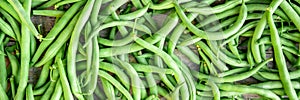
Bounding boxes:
[1,0,300,99]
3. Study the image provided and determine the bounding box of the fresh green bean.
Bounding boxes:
[50,80,63,100]
[33,82,50,95]
[7,0,41,39]
[0,9,20,42]
[33,10,65,17]
[14,0,31,99]
[0,84,8,100]
[57,59,74,99]
[34,60,52,89]
[99,12,178,57]
[280,0,300,32]
[0,17,16,40]
[251,81,300,89]
[26,84,34,100]
[34,13,79,67]
[31,1,84,65]
[267,8,298,99]
[37,0,61,9]
[134,37,190,100]
[218,83,280,100]
[10,76,16,99]
[101,77,116,100]
[54,0,81,9]
[98,70,133,100]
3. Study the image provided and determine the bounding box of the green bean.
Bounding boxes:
[259,44,267,60]
[94,85,105,100]
[208,41,249,67]
[185,0,245,15]
[178,35,202,46]
[132,52,157,97]
[192,58,272,83]
[195,83,211,91]
[85,33,100,99]
[217,68,248,77]
[280,0,300,32]
[26,84,34,100]
[196,42,228,71]
[101,77,116,100]
[153,39,176,90]
[267,8,298,99]
[119,4,149,20]
[0,9,20,42]
[14,0,31,99]
[31,1,84,65]
[0,33,6,90]
[157,86,170,99]
[131,63,174,74]
[194,4,280,28]
[34,13,79,67]
[207,81,220,100]
[290,1,300,15]
[84,20,152,47]
[7,0,41,39]
[54,0,81,9]
[0,1,20,22]
[281,33,300,42]
[197,48,217,75]
[98,70,133,100]
[50,80,63,100]
[218,83,280,100]
[228,39,241,61]
[177,46,200,64]
[167,13,198,54]
[134,37,190,100]
[251,81,300,89]
[34,60,52,89]
[206,16,237,32]
[33,10,65,17]
[169,83,184,100]
[33,82,50,95]
[0,83,8,100]
[0,17,16,40]
[197,91,242,97]
[113,58,145,100]
[246,38,255,68]
[282,46,300,56]
[99,62,130,89]
[98,31,135,46]
[10,76,16,98]
[41,69,59,100]
[57,59,73,99]
[98,0,128,20]
[284,50,297,64]
[99,12,178,57]
[37,0,60,9]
